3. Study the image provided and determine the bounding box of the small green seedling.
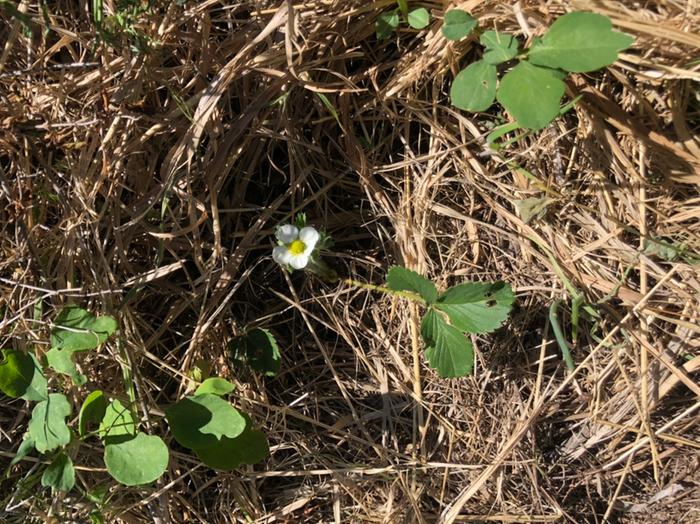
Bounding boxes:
[376,1,431,39]
[444,11,634,131]
[2,305,272,494]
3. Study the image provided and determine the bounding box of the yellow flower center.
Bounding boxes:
[288,239,306,255]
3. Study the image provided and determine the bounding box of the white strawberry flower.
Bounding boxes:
[272,224,320,270]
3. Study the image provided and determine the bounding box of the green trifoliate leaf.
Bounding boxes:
[497,61,566,129]
[28,393,72,453]
[79,390,108,438]
[527,12,634,73]
[41,453,75,493]
[165,394,247,450]
[194,427,269,471]
[46,347,87,386]
[376,11,399,39]
[481,31,519,64]
[450,60,498,112]
[51,305,117,352]
[442,9,477,41]
[230,328,281,377]
[194,377,236,396]
[104,432,168,486]
[407,7,430,29]
[386,266,438,304]
[434,281,514,334]
[421,309,474,378]
[98,399,135,442]
[0,350,47,401]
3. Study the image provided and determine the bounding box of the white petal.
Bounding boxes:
[276,224,298,243]
[298,227,319,251]
[273,246,293,265]
[289,253,310,269]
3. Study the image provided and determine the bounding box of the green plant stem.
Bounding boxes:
[343,279,426,304]
[549,299,574,371]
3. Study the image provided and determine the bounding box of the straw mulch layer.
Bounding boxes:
[1,1,698,522]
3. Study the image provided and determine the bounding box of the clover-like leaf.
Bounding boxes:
[104,432,168,486]
[41,453,75,493]
[98,399,135,442]
[194,427,269,471]
[527,12,634,73]
[407,7,430,29]
[442,9,477,41]
[386,266,438,304]
[376,11,399,39]
[230,328,281,377]
[79,390,108,438]
[481,30,519,64]
[450,60,498,112]
[46,347,87,386]
[165,394,246,450]
[195,377,236,397]
[28,393,72,453]
[497,61,566,129]
[51,306,117,352]
[421,309,474,378]
[0,350,47,401]
[434,281,514,334]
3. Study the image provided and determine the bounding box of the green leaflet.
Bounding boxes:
[194,377,236,396]
[442,9,476,41]
[481,31,519,64]
[0,350,47,401]
[386,266,438,304]
[194,427,269,471]
[450,60,498,112]
[421,309,474,378]
[527,12,634,73]
[230,328,281,377]
[41,453,75,493]
[165,393,247,449]
[434,281,514,334]
[497,61,566,130]
[28,393,72,453]
[104,432,169,486]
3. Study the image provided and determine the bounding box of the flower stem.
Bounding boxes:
[342,279,426,304]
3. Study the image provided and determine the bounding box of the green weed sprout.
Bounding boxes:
[376,1,431,39]
[443,11,634,133]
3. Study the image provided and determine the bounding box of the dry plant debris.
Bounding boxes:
[1,0,699,522]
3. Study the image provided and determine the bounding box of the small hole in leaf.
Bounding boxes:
[486,299,497,307]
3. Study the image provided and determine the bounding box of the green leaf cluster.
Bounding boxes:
[165,382,268,471]
[376,2,431,39]
[386,267,514,378]
[445,11,634,130]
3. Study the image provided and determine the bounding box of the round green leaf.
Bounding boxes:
[407,7,430,29]
[165,394,246,449]
[450,60,497,112]
[194,428,269,471]
[527,12,634,73]
[104,433,168,486]
[41,453,75,493]
[28,393,72,453]
[386,266,438,304]
[0,350,47,401]
[194,377,235,397]
[421,309,474,378]
[434,281,515,334]
[481,31,519,64]
[51,306,117,352]
[496,61,566,130]
[46,347,87,386]
[79,390,108,438]
[442,9,477,41]
[99,399,136,442]
[376,11,399,40]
